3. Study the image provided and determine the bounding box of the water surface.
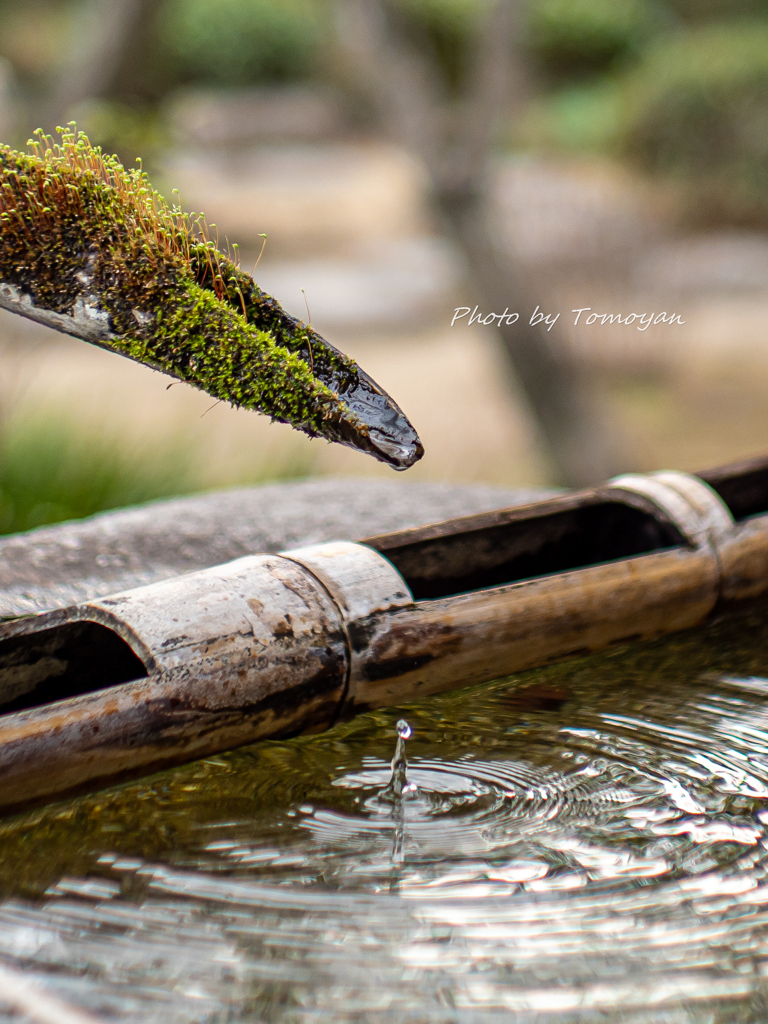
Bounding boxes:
[3,602,768,1021]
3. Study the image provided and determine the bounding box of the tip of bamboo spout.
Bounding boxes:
[330,362,424,470]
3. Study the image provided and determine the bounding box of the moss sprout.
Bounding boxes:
[0,126,423,469]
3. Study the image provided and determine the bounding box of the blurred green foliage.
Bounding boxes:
[158,0,325,88]
[0,0,766,232]
[619,22,768,225]
[527,0,669,81]
[518,0,768,227]
[383,0,768,230]
[525,0,768,86]
[665,0,768,19]
[0,0,327,99]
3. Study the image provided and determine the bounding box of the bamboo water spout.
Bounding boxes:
[3,459,768,813]
[0,127,423,469]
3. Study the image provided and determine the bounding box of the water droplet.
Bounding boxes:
[380,720,415,804]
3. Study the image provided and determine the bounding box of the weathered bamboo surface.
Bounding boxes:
[346,547,718,712]
[2,457,768,813]
[0,556,348,810]
[0,544,411,812]
[698,455,768,603]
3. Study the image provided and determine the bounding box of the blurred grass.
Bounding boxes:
[0,410,313,536]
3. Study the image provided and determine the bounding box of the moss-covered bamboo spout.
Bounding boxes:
[0,127,424,470]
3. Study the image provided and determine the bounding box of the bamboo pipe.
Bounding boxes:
[697,454,768,603]
[0,463,765,814]
[0,129,424,470]
[0,545,410,812]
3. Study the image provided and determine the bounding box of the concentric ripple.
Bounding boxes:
[279,724,766,894]
[4,605,768,1021]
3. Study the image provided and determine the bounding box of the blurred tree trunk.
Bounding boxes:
[336,0,624,487]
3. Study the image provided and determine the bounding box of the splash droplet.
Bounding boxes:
[385,719,414,803]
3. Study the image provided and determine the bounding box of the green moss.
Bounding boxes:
[0,126,363,442]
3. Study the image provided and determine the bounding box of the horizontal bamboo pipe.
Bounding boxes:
[0,463,767,813]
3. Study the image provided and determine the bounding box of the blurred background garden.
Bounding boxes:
[1,0,768,534]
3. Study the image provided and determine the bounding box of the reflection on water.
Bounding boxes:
[6,606,768,1020]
